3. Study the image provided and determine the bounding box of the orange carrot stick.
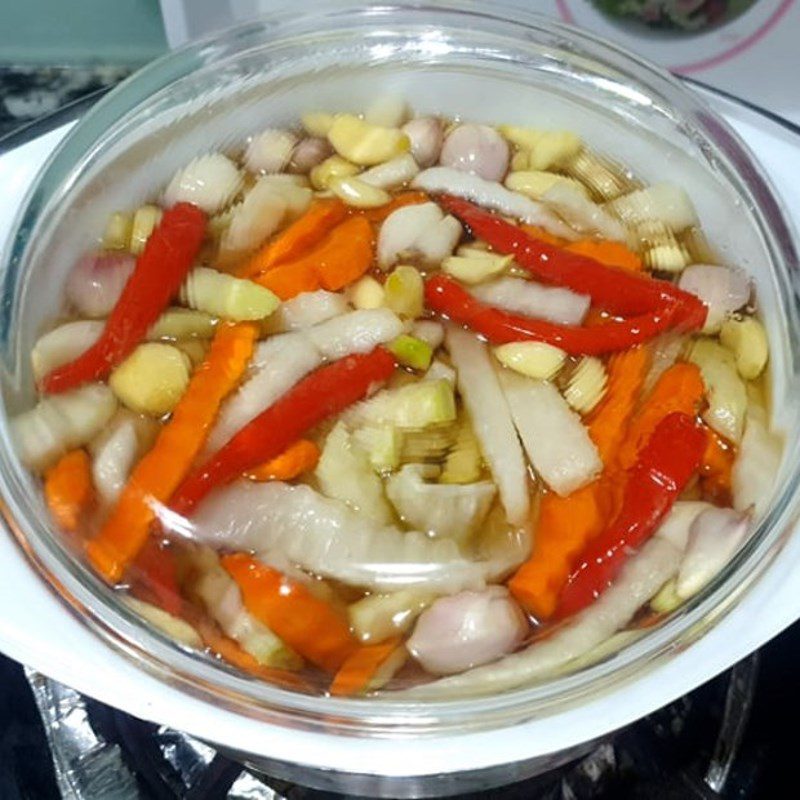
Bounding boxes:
[87,322,258,582]
[43,449,94,533]
[509,346,650,619]
[245,439,320,481]
[237,199,348,278]
[222,554,357,672]
[330,637,402,697]
[359,191,429,223]
[254,261,319,300]
[565,239,642,272]
[615,362,705,472]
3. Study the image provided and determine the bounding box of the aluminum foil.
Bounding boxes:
[24,668,285,799]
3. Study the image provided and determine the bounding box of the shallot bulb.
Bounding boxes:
[401,117,443,168]
[290,137,333,173]
[244,128,297,174]
[440,124,510,182]
[407,587,528,675]
[66,252,135,318]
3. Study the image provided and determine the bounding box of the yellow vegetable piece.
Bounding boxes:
[439,414,482,485]
[174,339,209,366]
[564,356,608,415]
[148,308,217,340]
[650,578,682,614]
[387,334,433,370]
[130,204,163,256]
[109,343,192,416]
[327,114,410,166]
[493,341,566,381]
[329,176,392,208]
[563,150,637,202]
[181,266,280,321]
[499,126,582,170]
[442,253,512,284]
[504,170,589,200]
[302,111,336,137]
[309,155,361,190]
[720,316,769,380]
[384,265,424,318]
[102,211,133,251]
[688,338,747,443]
[349,275,386,310]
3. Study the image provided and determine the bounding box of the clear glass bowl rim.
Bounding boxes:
[1,0,799,741]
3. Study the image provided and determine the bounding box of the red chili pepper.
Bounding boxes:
[555,412,706,619]
[170,347,396,515]
[438,195,706,326]
[42,203,207,394]
[426,274,688,355]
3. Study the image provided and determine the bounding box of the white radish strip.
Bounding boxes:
[305,308,403,361]
[186,480,491,593]
[678,264,751,333]
[244,128,297,174]
[412,167,579,240]
[205,332,321,453]
[407,587,527,675]
[440,124,510,182]
[731,404,783,518]
[446,326,529,525]
[66,252,136,318]
[498,369,601,497]
[386,464,496,543]
[402,117,443,168]
[89,412,144,505]
[411,320,445,350]
[163,153,243,215]
[262,289,348,333]
[207,310,402,452]
[676,507,751,600]
[359,154,420,189]
[11,384,117,470]
[31,320,104,382]
[471,276,590,326]
[396,534,682,698]
[542,183,627,242]
[654,500,712,552]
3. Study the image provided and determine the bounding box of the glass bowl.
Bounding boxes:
[1,0,799,778]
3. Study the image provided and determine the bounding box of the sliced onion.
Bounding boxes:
[497,369,601,496]
[402,117,443,168]
[206,331,321,453]
[386,464,496,542]
[731,403,782,518]
[676,507,750,600]
[446,325,529,525]
[262,289,348,333]
[678,264,751,333]
[440,124,510,182]
[185,480,496,593]
[305,308,403,361]
[31,320,104,381]
[471,276,590,326]
[407,587,527,675]
[66,252,135,318]
[11,384,117,470]
[412,167,579,240]
[542,183,627,242]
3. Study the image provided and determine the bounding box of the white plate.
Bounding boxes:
[0,86,799,779]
